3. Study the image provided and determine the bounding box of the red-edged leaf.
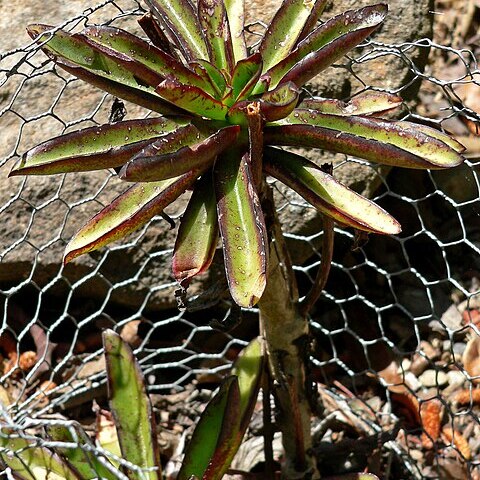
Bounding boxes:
[215,150,268,307]
[259,0,319,73]
[256,4,387,91]
[264,147,401,234]
[144,0,209,61]
[266,110,465,169]
[173,174,219,286]
[230,53,263,103]
[138,12,179,58]
[191,60,228,97]
[64,169,202,263]
[10,117,189,175]
[259,81,299,122]
[198,0,234,73]
[120,125,240,182]
[299,91,403,116]
[296,0,328,44]
[103,330,161,480]
[27,24,182,115]
[177,377,241,480]
[156,79,228,120]
[81,25,214,94]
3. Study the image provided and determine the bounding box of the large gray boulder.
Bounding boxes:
[0,0,434,310]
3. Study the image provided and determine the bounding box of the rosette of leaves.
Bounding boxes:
[11,0,465,308]
[0,332,264,480]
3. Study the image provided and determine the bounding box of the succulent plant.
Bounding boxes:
[0,332,264,480]
[11,0,464,309]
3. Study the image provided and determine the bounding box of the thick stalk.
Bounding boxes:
[259,190,317,479]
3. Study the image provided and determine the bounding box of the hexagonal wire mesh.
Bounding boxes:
[0,0,479,478]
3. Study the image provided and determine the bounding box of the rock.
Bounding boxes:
[418,369,449,388]
[440,304,464,331]
[0,0,434,311]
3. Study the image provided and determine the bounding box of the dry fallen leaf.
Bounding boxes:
[442,426,472,460]
[420,399,442,449]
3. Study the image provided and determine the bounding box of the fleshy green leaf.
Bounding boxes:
[103,330,161,480]
[27,24,181,115]
[191,60,228,97]
[231,337,264,430]
[177,377,240,480]
[120,125,240,182]
[259,81,299,122]
[46,424,118,480]
[173,174,219,286]
[202,338,264,480]
[228,53,263,104]
[156,79,228,120]
[224,0,247,62]
[296,0,328,44]
[299,91,403,116]
[81,25,215,94]
[259,0,319,73]
[64,170,201,263]
[145,0,209,61]
[198,0,234,73]
[266,110,465,169]
[264,147,401,234]
[0,430,80,480]
[256,4,387,91]
[10,117,190,176]
[215,150,268,307]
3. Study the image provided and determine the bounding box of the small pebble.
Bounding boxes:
[443,370,466,395]
[404,371,422,391]
[419,369,449,388]
[440,304,463,331]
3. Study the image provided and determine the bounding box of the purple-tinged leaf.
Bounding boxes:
[259,81,299,122]
[10,117,189,176]
[27,24,182,115]
[103,330,161,480]
[144,0,209,61]
[259,0,319,73]
[264,147,401,234]
[266,110,465,169]
[230,53,263,103]
[173,174,219,286]
[156,78,228,120]
[177,377,241,480]
[191,60,228,97]
[203,338,264,480]
[296,0,328,44]
[215,150,268,307]
[46,424,118,480]
[198,0,234,73]
[64,169,201,263]
[256,4,387,91]
[138,12,179,58]
[81,26,215,94]
[0,430,81,480]
[299,91,403,116]
[224,0,247,62]
[120,125,240,182]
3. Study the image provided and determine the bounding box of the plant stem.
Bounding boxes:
[299,215,334,317]
[259,188,318,479]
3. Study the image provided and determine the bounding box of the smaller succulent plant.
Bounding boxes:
[11,0,465,308]
[0,332,264,480]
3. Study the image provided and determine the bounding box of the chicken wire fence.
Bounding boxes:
[0,0,480,478]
